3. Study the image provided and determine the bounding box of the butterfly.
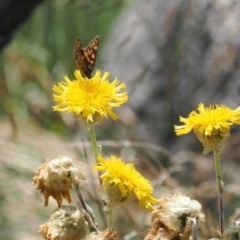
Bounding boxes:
[74,35,99,78]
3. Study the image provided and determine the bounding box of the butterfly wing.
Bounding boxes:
[74,37,87,75]
[74,35,99,78]
[83,35,99,77]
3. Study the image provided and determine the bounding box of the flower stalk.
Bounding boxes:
[191,218,199,240]
[89,124,99,163]
[71,172,99,233]
[107,206,113,230]
[214,150,224,238]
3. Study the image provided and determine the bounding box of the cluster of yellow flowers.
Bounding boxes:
[33,67,240,240]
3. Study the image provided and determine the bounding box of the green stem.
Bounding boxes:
[89,124,114,228]
[213,150,224,239]
[107,206,113,230]
[89,124,99,163]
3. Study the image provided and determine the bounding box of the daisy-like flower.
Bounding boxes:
[94,155,159,212]
[52,69,128,124]
[174,103,240,152]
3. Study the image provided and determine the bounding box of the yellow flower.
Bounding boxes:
[174,103,240,151]
[52,69,128,124]
[94,155,159,212]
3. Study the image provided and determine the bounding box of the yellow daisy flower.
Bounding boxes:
[53,70,128,124]
[174,103,240,151]
[94,155,159,212]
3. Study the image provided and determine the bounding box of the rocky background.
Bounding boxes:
[101,0,240,154]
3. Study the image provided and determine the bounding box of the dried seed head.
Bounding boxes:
[223,210,240,240]
[33,156,84,207]
[39,205,88,240]
[87,229,120,240]
[145,193,205,240]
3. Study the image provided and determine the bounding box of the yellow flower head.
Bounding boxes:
[52,69,128,124]
[94,155,159,212]
[174,103,240,151]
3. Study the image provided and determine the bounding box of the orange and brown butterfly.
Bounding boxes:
[74,35,99,78]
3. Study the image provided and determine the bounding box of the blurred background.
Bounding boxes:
[1,0,240,239]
